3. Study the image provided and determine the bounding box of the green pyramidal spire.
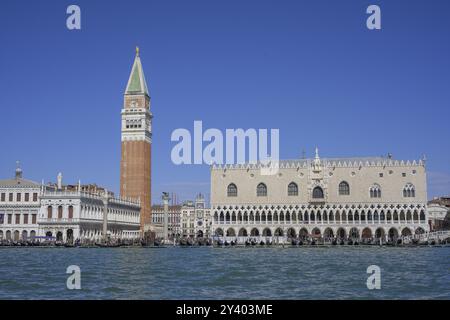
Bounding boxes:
[125,46,149,96]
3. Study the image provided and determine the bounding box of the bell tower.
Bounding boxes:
[120,47,152,232]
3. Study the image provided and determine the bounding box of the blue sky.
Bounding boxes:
[0,0,449,203]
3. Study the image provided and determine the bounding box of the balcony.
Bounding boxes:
[38,218,78,224]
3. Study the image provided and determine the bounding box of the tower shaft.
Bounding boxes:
[120,48,152,232]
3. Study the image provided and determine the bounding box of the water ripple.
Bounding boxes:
[0,246,449,299]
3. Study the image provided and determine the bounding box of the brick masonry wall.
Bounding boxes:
[120,140,151,230]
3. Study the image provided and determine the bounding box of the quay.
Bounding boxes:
[1,230,449,248]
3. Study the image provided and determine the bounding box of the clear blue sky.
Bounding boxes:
[0,0,449,204]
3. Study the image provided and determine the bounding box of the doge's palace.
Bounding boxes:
[211,149,429,243]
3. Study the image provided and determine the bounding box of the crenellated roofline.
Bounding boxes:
[211,157,426,171]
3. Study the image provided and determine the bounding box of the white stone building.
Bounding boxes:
[151,204,182,238]
[427,203,449,231]
[0,165,41,241]
[211,149,429,243]
[181,194,212,238]
[1,166,141,244]
[38,187,141,243]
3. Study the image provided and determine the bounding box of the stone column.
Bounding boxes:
[162,192,170,241]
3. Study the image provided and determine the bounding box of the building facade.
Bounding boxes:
[0,165,40,241]
[211,150,429,242]
[181,194,212,238]
[1,166,141,243]
[428,196,450,209]
[151,204,182,238]
[38,188,141,243]
[120,47,153,232]
[427,203,449,231]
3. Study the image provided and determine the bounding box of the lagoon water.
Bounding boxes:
[0,246,449,300]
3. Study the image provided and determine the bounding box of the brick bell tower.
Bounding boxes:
[120,47,152,233]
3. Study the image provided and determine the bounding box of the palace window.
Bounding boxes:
[257,183,267,197]
[25,193,29,202]
[312,187,324,199]
[227,183,237,197]
[403,183,415,198]
[68,206,74,219]
[33,193,38,202]
[16,193,21,202]
[288,182,298,196]
[0,193,4,202]
[58,206,63,219]
[338,181,350,195]
[9,193,13,202]
[47,206,53,219]
[370,184,382,198]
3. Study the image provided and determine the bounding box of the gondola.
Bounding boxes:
[95,242,109,247]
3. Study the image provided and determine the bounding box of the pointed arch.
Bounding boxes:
[349,227,360,239]
[226,228,236,237]
[362,227,372,239]
[403,183,415,198]
[338,181,350,195]
[299,228,309,239]
[401,227,412,237]
[274,228,284,236]
[312,186,324,199]
[250,228,259,236]
[227,183,237,197]
[288,182,298,196]
[286,228,296,238]
[238,228,248,237]
[257,183,267,197]
[262,228,272,237]
[370,184,382,198]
